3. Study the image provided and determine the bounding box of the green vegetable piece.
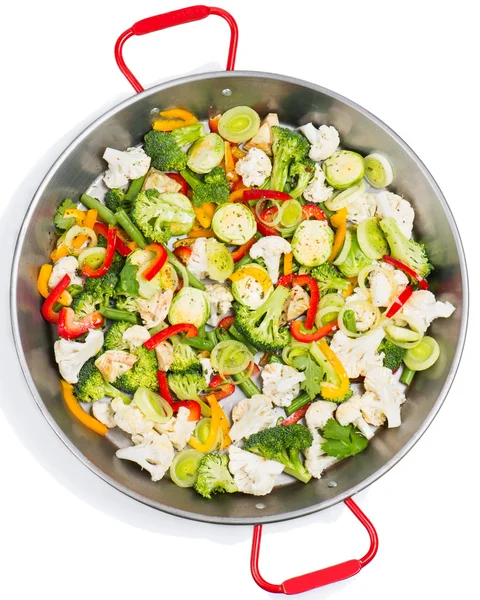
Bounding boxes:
[144,130,188,171]
[117,262,140,297]
[270,126,310,192]
[168,287,210,328]
[100,307,138,324]
[73,358,130,404]
[379,217,432,279]
[403,336,440,371]
[322,150,365,189]
[321,418,369,459]
[343,309,358,333]
[310,263,351,294]
[180,166,230,207]
[170,449,204,488]
[104,188,126,213]
[400,366,415,386]
[134,387,173,424]
[207,239,234,282]
[114,345,159,394]
[364,153,394,188]
[187,133,225,174]
[212,202,257,245]
[292,220,334,267]
[80,194,117,226]
[357,217,389,260]
[170,334,202,374]
[167,371,207,401]
[171,123,206,147]
[193,453,238,499]
[282,342,324,401]
[289,158,316,199]
[336,229,372,278]
[218,106,261,143]
[377,339,406,372]
[54,198,77,232]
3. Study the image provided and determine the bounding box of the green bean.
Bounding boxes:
[343,309,357,334]
[206,329,218,346]
[400,366,415,386]
[319,201,334,219]
[100,307,138,324]
[228,323,257,354]
[115,209,147,248]
[80,194,117,225]
[166,248,205,290]
[197,324,206,339]
[233,254,253,271]
[181,336,214,351]
[124,175,146,202]
[67,284,83,298]
[284,391,310,417]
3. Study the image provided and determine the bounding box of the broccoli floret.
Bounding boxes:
[311,263,351,294]
[170,335,201,373]
[171,123,205,147]
[104,320,132,351]
[244,424,313,483]
[115,345,159,394]
[115,294,139,313]
[104,188,126,213]
[234,284,291,352]
[83,270,119,303]
[377,339,406,372]
[71,291,101,318]
[289,157,316,198]
[73,358,130,403]
[180,167,230,207]
[144,130,188,171]
[54,198,77,232]
[167,371,207,400]
[193,453,238,499]
[270,126,310,192]
[379,217,432,278]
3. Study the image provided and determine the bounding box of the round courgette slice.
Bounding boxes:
[323,150,365,189]
[212,203,257,245]
[357,217,389,260]
[291,220,334,267]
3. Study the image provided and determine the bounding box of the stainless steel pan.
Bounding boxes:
[10,6,468,594]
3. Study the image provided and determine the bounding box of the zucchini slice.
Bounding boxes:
[230,262,273,309]
[357,217,389,260]
[323,150,365,189]
[218,106,261,143]
[364,153,394,188]
[291,220,334,267]
[187,133,225,174]
[206,239,234,282]
[168,287,210,328]
[212,203,257,245]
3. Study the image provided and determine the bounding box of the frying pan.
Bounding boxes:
[10,5,468,595]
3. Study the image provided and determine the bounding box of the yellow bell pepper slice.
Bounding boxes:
[228,267,273,294]
[64,208,87,224]
[188,228,215,239]
[189,394,222,452]
[329,208,348,262]
[229,188,250,202]
[224,141,239,184]
[231,146,247,160]
[71,209,98,249]
[60,380,108,436]
[37,264,71,306]
[193,203,216,229]
[318,340,350,400]
[283,252,293,276]
[159,108,198,122]
[50,244,70,262]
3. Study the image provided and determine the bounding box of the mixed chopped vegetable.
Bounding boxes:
[40,105,455,498]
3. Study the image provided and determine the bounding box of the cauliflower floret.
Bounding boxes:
[261,363,306,407]
[229,395,278,443]
[235,148,272,187]
[49,256,83,289]
[335,395,375,440]
[376,191,415,238]
[205,283,234,327]
[304,428,338,479]
[228,446,284,495]
[136,289,173,328]
[280,285,310,326]
[299,123,340,162]
[155,341,174,372]
[346,193,377,224]
[249,237,292,284]
[155,406,197,451]
[303,164,334,203]
[187,237,208,280]
[305,400,337,430]
[396,290,455,334]
[54,329,104,384]
[111,397,154,437]
[94,350,137,383]
[345,296,378,332]
[142,168,182,194]
[244,113,279,155]
[329,328,386,378]
[122,325,151,351]
[103,146,151,189]
[363,366,406,428]
[116,431,174,482]
[369,262,409,308]
[200,357,214,383]
[92,401,116,428]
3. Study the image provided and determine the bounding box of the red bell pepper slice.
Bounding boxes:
[158,370,175,403]
[82,227,116,278]
[57,307,103,340]
[385,284,414,318]
[145,323,198,350]
[277,273,319,330]
[231,237,257,263]
[207,382,235,401]
[260,206,279,222]
[302,204,327,221]
[142,243,167,282]
[41,274,71,324]
[281,403,311,426]
[157,371,200,420]
[209,115,221,134]
[290,319,339,343]
[217,315,235,330]
[173,245,192,264]
[166,172,188,196]
[94,222,131,257]
[382,255,429,290]
[250,362,260,377]
[256,219,279,237]
[243,189,292,201]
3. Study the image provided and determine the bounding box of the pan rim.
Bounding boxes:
[10,69,469,525]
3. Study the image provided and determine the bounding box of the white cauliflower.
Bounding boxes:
[249,237,292,284]
[346,193,377,224]
[303,164,334,204]
[329,328,386,378]
[304,428,338,479]
[280,285,310,326]
[229,395,278,443]
[244,113,279,155]
[369,262,409,308]
[305,400,337,430]
[136,289,173,328]
[235,148,272,187]
[299,123,340,162]
[94,350,137,383]
[187,237,208,280]
[205,283,233,327]
[111,397,154,437]
[54,329,104,384]
[363,366,406,428]
[346,297,378,332]
[335,395,375,440]
[103,146,151,189]
[122,325,151,351]
[142,168,182,194]
[228,446,284,496]
[155,406,197,451]
[261,363,306,407]
[116,431,174,482]
[200,357,214,383]
[376,191,415,238]
[396,290,455,334]
[48,256,83,289]
[92,401,116,428]
[155,341,174,372]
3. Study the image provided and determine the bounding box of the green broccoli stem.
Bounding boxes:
[283,450,312,483]
[228,323,257,355]
[181,336,214,351]
[215,327,261,397]
[284,391,310,417]
[100,307,138,324]
[124,175,146,202]
[319,202,334,219]
[115,209,147,248]
[180,168,202,190]
[166,248,205,290]
[400,366,416,386]
[80,194,117,225]
[206,329,218,346]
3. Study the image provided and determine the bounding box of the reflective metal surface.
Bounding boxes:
[10,71,468,524]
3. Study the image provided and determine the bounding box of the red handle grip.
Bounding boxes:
[251,497,378,595]
[114,5,238,93]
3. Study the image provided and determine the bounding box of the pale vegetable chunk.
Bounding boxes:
[54,330,104,384]
[228,446,284,496]
[235,148,272,187]
[116,431,174,482]
[103,147,151,189]
[291,220,334,267]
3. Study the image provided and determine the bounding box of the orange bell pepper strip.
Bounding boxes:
[50,244,70,262]
[329,208,348,262]
[231,146,247,160]
[153,118,197,131]
[188,228,215,238]
[283,252,293,276]
[229,188,250,202]
[71,209,98,249]
[228,267,273,294]
[60,380,108,436]
[193,203,216,229]
[159,108,198,122]
[209,115,221,134]
[224,141,239,184]
[37,264,72,306]
[189,394,222,452]
[317,340,350,400]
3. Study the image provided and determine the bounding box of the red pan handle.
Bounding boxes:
[114,5,238,93]
[251,497,378,595]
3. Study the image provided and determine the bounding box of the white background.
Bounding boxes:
[1,1,479,598]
